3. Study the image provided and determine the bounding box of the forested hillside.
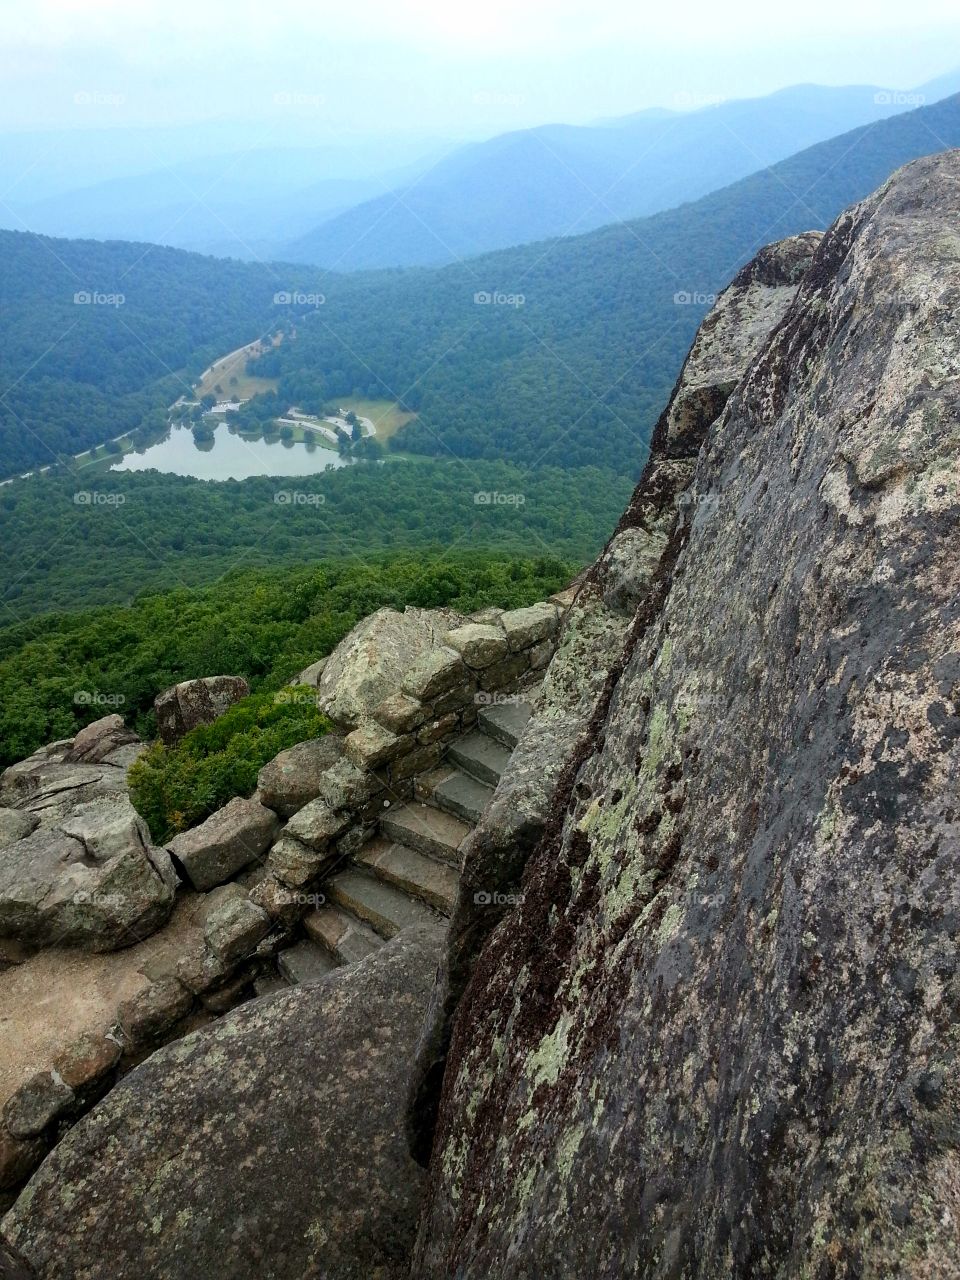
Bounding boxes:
[0,460,629,617]
[284,80,947,269]
[4,95,957,485]
[260,93,960,471]
[0,552,574,767]
[0,233,321,478]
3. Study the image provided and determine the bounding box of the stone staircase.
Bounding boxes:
[270,695,534,986]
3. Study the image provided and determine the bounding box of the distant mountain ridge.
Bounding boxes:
[2,92,959,484]
[282,72,960,269]
[255,92,960,471]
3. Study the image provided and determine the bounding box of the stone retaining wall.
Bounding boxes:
[0,594,573,1198]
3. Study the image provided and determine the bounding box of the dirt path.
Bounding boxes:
[0,892,213,1102]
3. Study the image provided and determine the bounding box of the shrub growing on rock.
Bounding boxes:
[129,689,331,843]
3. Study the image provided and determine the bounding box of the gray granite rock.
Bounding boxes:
[256,736,343,818]
[203,897,271,964]
[154,676,250,746]
[317,606,464,729]
[0,794,175,951]
[5,925,444,1280]
[167,797,279,891]
[413,156,960,1277]
[0,811,38,849]
[443,624,508,669]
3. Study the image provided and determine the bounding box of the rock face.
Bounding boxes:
[0,794,176,951]
[0,730,137,828]
[317,607,464,729]
[407,228,824,1164]
[5,925,444,1280]
[63,714,140,765]
[166,796,279,891]
[0,811,38,849]
[256,736,343,817]
[153,676,250,746]
[413,154,960,1277]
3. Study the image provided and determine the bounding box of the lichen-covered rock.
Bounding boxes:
[202,897,270,964]
[443,624,509,669]
[499,602,559,652]
[2,1075,73,1140]
[63,715,139,765]
[283,799,351,852]
[4,925,445,1280]
[166,797,279,891]
[402,647,467,701]
[153,676,250,747]
[373,692,429,734]
[0,811,37,849]
[317,607,463,729]
[407,227,824,1170]
[256,736,343,818]
[268,835,333,890]
[0,744,133,829]
[659,229,822,459]
[413,155,960,1277]
[0,795,176,952]
[344,721,405,770]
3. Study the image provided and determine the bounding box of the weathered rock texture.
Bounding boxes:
[154,676,250,746]
[317,607,464,729]
[407,229,824,1164]
[166,796,279,891]
[4,925,445,1280]
[414,154,960,1277]
[0,791,176,952]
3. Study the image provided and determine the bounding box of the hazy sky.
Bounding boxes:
[2,0,959,138]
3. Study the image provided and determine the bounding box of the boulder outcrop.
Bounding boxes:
[256,736,343,817]
[316,607,464,729]
[153,676,250,746]
[408,227,824,1163]
[413,154,960,1276]
[166,796,279,891]
[0,793,176,952]
[4,925,444,1280]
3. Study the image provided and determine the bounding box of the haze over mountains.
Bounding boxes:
[284,72,960,267]
[2,72,958,264]
[4,89,959,488]
[0,131,452,259]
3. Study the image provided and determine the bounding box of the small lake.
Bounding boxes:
[111,422,353,481]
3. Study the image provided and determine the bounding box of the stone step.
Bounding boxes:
[327,869,441,939]
[277,940,338,986]
[253,971,287,998]
[380,801,470,867]
[304,904,383,965]
[447,731,511,787]
[418,766,493,825]
[478,699,532,750]
[356,837,459,915]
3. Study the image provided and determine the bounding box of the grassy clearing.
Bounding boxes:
[196,338,280,400]
[336,398,417,441]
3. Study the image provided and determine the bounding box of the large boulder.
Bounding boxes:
[317,607,464,729]
[0,794,176,951]
[166,797,280,891]
[408,227,824,1164]
[0,740,136,829]
[413,156,960,1276]
[63,714,140,765]
[256,736,343,818]
[4,924,445,1280]
[153,676,249,746]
